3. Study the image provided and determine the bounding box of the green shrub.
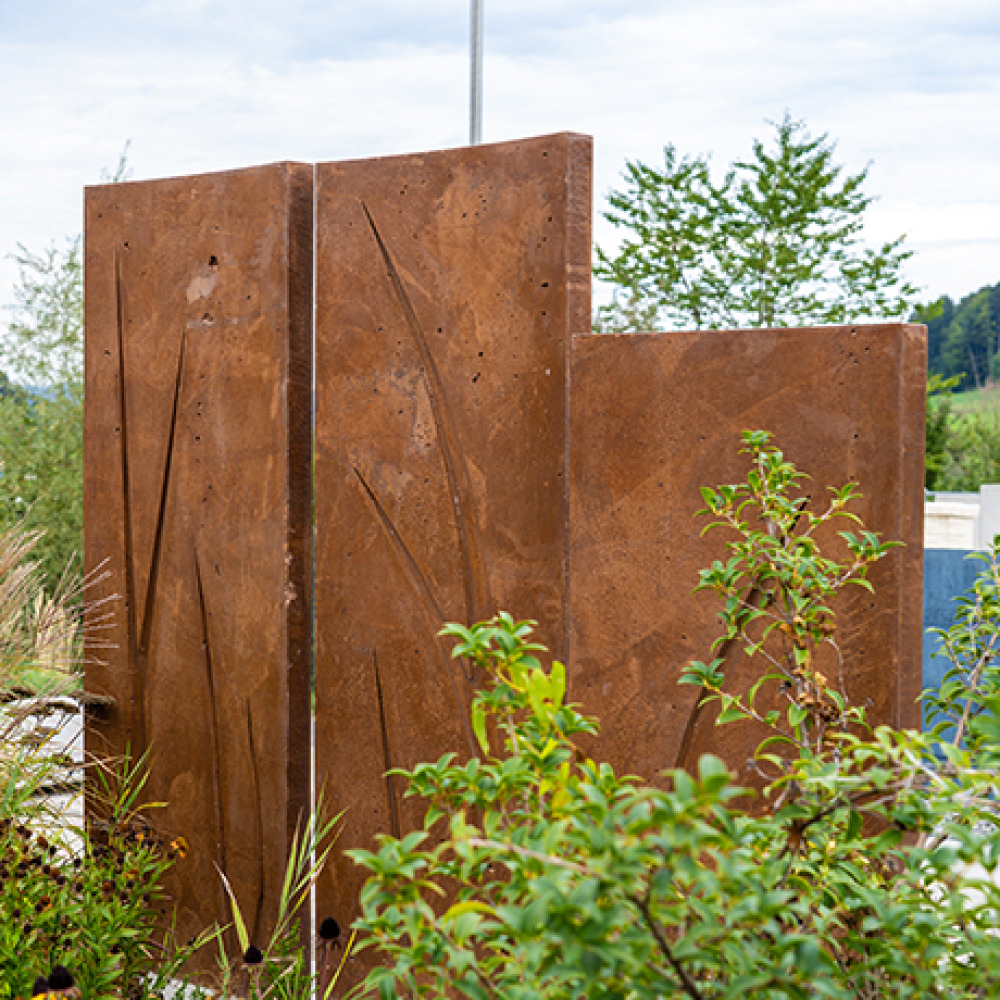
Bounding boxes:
[349,433,1000,999]
[0,754,210,1000]
[205,799,347,1000]
[935,407,1000,491]
[0,522,206,999]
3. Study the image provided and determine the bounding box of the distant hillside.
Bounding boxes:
[949,385,1000,414]
[914,282,1000,388]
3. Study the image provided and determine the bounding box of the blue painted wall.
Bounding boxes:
[923,548,984,728]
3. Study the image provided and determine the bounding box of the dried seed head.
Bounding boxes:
[243,945,263,965]
[319,916,341,941]
[48,965,75,989]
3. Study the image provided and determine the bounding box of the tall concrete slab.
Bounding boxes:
[84,163,313,950]
[569,324,926,785]
[313,134,591,935]
[81,138,927,980]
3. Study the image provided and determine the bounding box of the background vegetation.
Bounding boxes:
[594,114,917,333]
[0,238,83,584]
[0,121,997,592]
[592,117,1000,494]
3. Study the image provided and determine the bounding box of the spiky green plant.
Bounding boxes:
[212,795,350,1000]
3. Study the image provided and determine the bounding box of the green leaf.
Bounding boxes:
[471,701,489,755]
[846,808,862,841]
[788,704,809,728]
[216,867,250,954]
[717,703,751,725]
[550,660,566,707]
[697,754,732,794]
[441,900,497,924]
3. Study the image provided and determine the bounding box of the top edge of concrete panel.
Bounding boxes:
[84,160,313,195]
[575,322,927,339]
[316,132,593,171]
[82,134,594,196]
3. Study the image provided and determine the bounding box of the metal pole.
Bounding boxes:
[470,0,483,145]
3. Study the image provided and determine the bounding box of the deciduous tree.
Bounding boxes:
[0,238,83,583]
[595,114,917,331]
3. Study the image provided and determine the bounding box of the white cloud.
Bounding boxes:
[1,0,999,313]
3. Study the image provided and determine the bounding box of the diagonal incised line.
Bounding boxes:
[194,548,228,927]
[133,328,187,754]
[360,201,487,629]
[353,466,445,623]
[353,465,477,758]
[673,584,763,769]
[372,651,401,840]
[246,701,265,947]
[114,248,141,750]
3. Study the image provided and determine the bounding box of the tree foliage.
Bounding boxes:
[595,114,917,332]
[0,237,84,584]
[4,238,83,392]
[931,408,1000,493]
[917,283,1000,389]
[925,374,961,490]
[0,150,129,586]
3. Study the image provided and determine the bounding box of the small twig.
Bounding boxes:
[953,645,994,748]
[464,837,592,875]
[632,893,706,1000]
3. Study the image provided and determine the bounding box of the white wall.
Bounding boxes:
[926,485,1000,550]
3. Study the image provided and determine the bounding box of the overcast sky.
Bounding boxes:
[1,0,998,314]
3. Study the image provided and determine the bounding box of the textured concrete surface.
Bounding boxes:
[568,324,926,788]
[312,133,591,949]
[84,162,313,953]
[83,139,928,978]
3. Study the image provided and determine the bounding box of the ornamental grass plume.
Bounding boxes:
[0,520,116,700]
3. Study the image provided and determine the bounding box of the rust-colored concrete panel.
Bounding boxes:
[313,134,591,939]
[84,163,313,951]
[568,324,926,785]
